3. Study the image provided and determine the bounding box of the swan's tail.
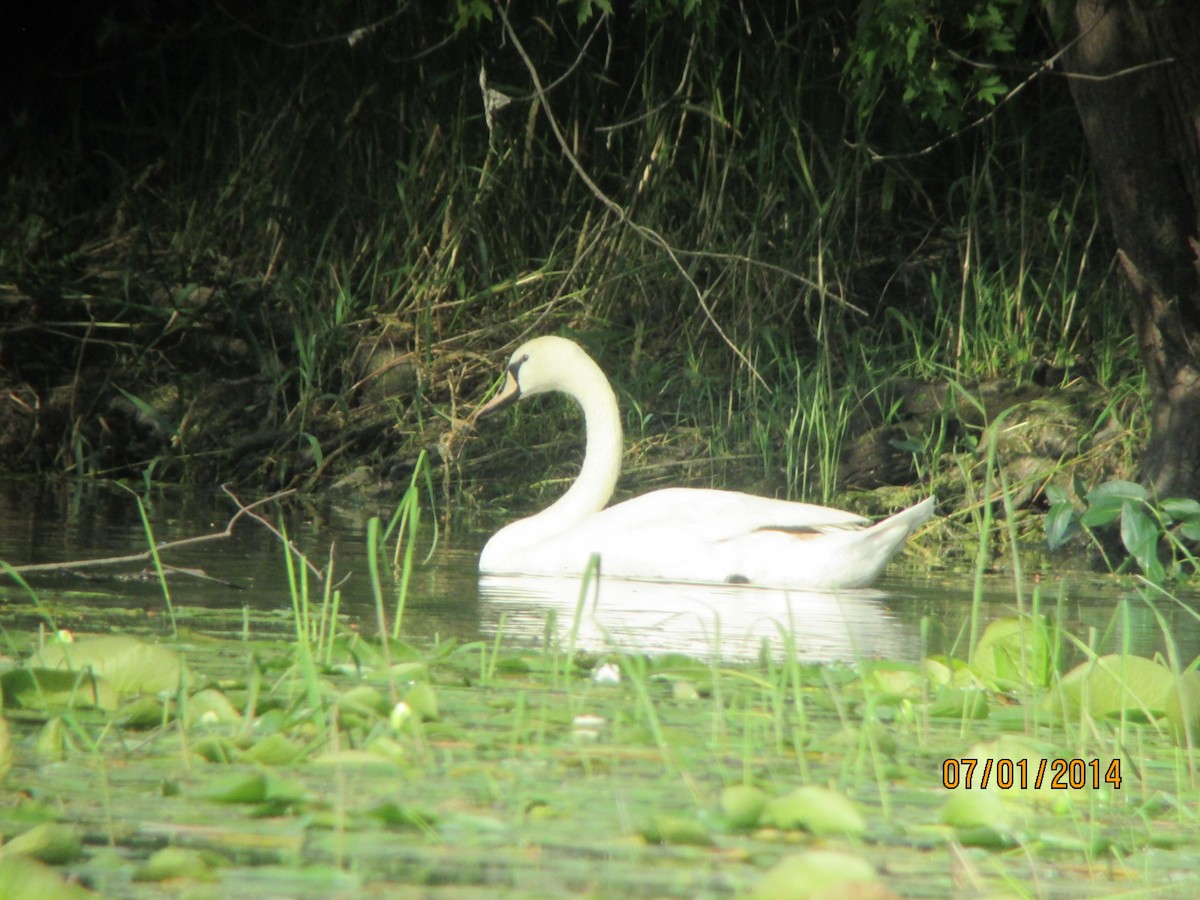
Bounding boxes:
[867,495,936,549]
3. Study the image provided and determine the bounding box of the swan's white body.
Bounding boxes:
[477,336,934,590]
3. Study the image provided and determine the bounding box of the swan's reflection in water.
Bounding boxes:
[477,574,919,663]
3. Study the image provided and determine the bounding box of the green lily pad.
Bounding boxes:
[402,682,439,721]
[1165,670,1200,743]
[0,854,94,899]
[748,850,878,900]
[970,616,1052,688]
[2,823,83,864]
[640,814,714,846]
[185,688,242,727]
[720,784,768,830]
[2,668,118,712]
[245,733,306,766]
[132,847,221,882]
[31,636,187,696]
[200,771,307,805]
[759,786,865,837]
[1056,654,1177,722]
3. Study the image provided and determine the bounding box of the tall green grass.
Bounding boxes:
[0,2,1136,523]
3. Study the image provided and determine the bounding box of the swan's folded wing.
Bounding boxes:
[583,487,870,544]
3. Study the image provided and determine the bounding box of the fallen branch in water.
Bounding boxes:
[0,486,322,580]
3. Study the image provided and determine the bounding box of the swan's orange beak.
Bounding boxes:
[474,370,521,421]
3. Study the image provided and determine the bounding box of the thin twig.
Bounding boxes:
[494,3,773,386]
[1,486,324,581]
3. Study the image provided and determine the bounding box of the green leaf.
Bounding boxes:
[1119,501,1161,580]
[1045,500,1078,550]
[1080,499,1123,528]
[2,823,83,865]
[133,847,220,883]
[720,784,768,830]
[1056,654,1177,721]
[748,851,877,900]
[200,772,307,805]
[31,636,187,696]
[640,814,714,846]
[1160,497,1200,522]
[759,786,865,837]
[969,616,1052,688]
[2,668,119,712]
[1087,480,1148,504]
[0,855,94,900]
[1043,483,1070,505]
[1165,670,1200,744]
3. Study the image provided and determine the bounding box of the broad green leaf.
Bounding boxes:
[941,790,1009,830]
[927,687,989,719]
[371,802,438,830]
[969,616,1052,688]
[200,771,306,805]
[403,682,439,721]
[1120,501,1157,559]
[2,668,119,712]
[245,733,305,766]
[1087,480,1148,504]
[1043,483,1070,505]
[0,854,94,899]
[940,792,1017,849]
[640,814,714,846]
[1080,501,1122,528]
[1057,654,1176,721]
[2,823,82,864]
[720,784,768,830]
[759,786,865,837]
[860,661,925,699]
[32,636,187,696]
[1160,497,1200,522]
[185,689,242,727]
[1165,670,1200,744]
[1045,500,1078,550]
[748,851,877,900]
[132,847,219,883]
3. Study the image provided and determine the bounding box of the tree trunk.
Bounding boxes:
[1058,0,1200,499]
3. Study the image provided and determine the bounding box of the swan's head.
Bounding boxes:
[476,336,595,419]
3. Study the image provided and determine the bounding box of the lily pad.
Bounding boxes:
[2,823,83,864]
[759,786,865,837]
[2,668,118,712]
[185,688,242,727]
[720,784,768,830]
[1055,654,1177,722]
[31,636,187,696]
[1165,669,1200,743]
[640,814,714,846]
[0,854,94,899]
[748,850,878,900]
[970,616,1052,688]
[200,771,307,805]
[132,847,221,883]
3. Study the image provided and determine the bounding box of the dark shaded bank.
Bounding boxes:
[1,2,1141,564]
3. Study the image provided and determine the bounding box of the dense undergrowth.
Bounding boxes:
[1,2,1142,551]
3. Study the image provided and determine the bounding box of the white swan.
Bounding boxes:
[476,336,934,590]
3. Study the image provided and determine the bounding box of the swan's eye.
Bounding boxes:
[509,353,530,376]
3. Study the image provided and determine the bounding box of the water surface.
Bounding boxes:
[2,478,1197,666]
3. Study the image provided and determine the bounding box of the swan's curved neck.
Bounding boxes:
[538,354,623,527]
[484,353,623,563]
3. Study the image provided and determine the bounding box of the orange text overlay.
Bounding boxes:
[941,758,1121,790]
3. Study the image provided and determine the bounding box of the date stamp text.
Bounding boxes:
[942,757,1121,790]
